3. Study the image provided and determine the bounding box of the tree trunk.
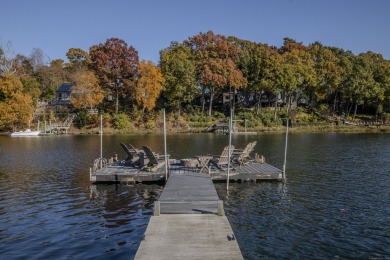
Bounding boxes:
[333,91,338,114]
[232,88,236,118]
[244,89,250,106]
[274,99,278,120]
[115,88,119,114]
[177,99,181,120]
[208,87,214,116]
[201,87,205,114]
[352,103,358,121]
[375,98,379,122]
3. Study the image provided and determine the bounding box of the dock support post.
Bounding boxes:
[227,108,233,191]
[282,96,290,182]
[218,200,225,216]
[100,114,103,169]
[163,109,168,181]
[154,201,160,216]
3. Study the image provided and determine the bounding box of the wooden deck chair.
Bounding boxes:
[141,146,168,172]
[120,143,140,164]
[233,141,257,167]
[209,145,235,171]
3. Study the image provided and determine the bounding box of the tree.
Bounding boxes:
[159,42,197,118]
[89,38,139,114]
[233,38,281,113]
[35,59,68,99]
[65,48,90,72]
[363,52,390,120]
[308,43,342,111]
[0,73,34,130]
[0,42,17,75]
[70,70,104,109]
[135,60,165,112]
[184,31,246,116]
[20,74,41,105]
[29,48,47,71]
[344,53,376,119]
[278,38,316,109]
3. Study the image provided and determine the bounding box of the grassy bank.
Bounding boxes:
[68,123,390,135]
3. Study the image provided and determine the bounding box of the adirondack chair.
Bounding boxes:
[209,145,235,171]
[233,141,257,167]
[120,143,140,164]
[141,146,168,172]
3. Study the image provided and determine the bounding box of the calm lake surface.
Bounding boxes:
[0,133,389,259]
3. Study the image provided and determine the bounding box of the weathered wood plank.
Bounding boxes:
[135,215,243,260]
[159,173,220,214]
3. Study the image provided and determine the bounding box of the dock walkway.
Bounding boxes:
[135,172,243,259]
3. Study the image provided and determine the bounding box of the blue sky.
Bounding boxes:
[1,0,390,63]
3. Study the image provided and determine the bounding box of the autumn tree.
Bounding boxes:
[35,59,68,99]
[0,73,34,130]
[70,70,104,109]
[278,38,316,109]
[184,31,247,115]
[65,48,90,72]
[233,38,281,113]
[159,42,197,118]
[89,38,139,114]
[135,60,165,112]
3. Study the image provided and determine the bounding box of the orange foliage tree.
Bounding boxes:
[184,31,247,115]
[0,73,34,130]
[135,60,165,112]
[70,70,104,109]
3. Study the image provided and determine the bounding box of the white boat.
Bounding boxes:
[10,129,41,137]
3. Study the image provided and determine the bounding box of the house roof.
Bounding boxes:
[57,83,76,92]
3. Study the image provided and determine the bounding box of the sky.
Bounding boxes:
[1,0,390,64]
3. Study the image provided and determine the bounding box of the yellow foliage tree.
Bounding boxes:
[0,73,34,130]
[135,60,165,111]
[70,70,104,109]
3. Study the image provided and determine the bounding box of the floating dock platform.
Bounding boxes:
[91,161,283,183]
[135,172,243,259]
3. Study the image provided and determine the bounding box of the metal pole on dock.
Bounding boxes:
[227,107,233,191]
[282,96,290,181]
[100,114,103,169]
[163,109,168,181]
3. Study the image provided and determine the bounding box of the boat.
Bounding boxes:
[10,129,41,137]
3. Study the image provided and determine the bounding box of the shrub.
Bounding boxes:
[144,120,155,130]
[113,113,130,129]
[74,109,91,128]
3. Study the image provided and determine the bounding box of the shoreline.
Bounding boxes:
[3,125,389,136]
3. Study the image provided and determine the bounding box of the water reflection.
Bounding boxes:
[1,133,389,259]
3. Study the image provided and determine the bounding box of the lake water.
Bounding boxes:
[0,133,389,259]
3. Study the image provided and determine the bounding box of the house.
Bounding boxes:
[51,83,75,106]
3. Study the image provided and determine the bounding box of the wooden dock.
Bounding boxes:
[91,161,283,183]
[135,172,243,259]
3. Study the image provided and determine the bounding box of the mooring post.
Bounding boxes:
[218,200,225,216]
[154,201,160,216]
